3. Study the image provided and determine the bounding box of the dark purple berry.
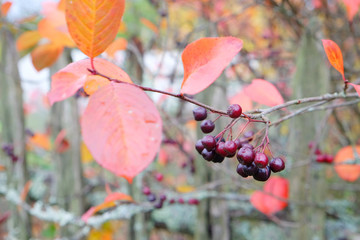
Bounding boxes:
[212,154,225,163]
[154,201,163,209]
[201,149,215,161]
[254,152,269,168]
[195,140,205,154]
[253,166,271,181]
[200,120,215,133]
[193,107,207,121]
[244,131,254,141]
[201,135,216,150]
[243,162,259,176]
[269,157,285,172]
[234,138,242,149]
[224,141,237,155]
[160,194,167,202]
[147,194,156,202]
[236,163,249,178]
[237,147,255,165]
[227,104,242,118]
[188,199,199,205]
[215,142,228,157]
[142,186,151,195]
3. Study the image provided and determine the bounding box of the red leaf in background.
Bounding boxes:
[348,83,360,97]
[243,79,284,107]
[321,39,345,80]
[180,37,243,95]
[229,89,253,112]
[0,212,10,225]
[1,1,12,17]
[104,192,133,203]
[342,0,360,22]
[54,129,70,153]
[250,177,289,216]
[334,145,360,182]
[81,201,116,223]
[81,83,162,183]
[48,58,131,105]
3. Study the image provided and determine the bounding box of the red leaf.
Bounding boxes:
[180,37,243,95]
[229,89,253,112]
[54,129,70,153]
[322,39,345,80]
[349,83,360,97]
[1,1,12,17]
[81,83,162,183]
[104,192,133,203]
[342,0,360,22]
[250,177,289,216]
[48,58,131,105]
[243,79,284,107]
[334,145,360,182]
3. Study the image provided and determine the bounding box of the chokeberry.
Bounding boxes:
[243,162,259,176]
[224,141,237,156]
[154,201,163,209]
[201,135,216,150]
[241,143,254,150]
[147,193,156,202]
[178,198,185,204]
[195,140,205,154]
[160,194,167,202]
[316,154,326,163]
[200,120,215,133]
[244,131,254,141]
[201,149,215,161]
[324,154,334,163]
[269,157,285,172]
[227,104,242,118]
[236,163,249,178]
[188,198,199,205]
[234,138,242,149]
[237,147,255,165]
[212,154,225,163]
[215,142,228,157]
[254,152,268,168]
[193,107,207,121]
[142,186,151,195]
[253,166,271,181]
[155,173,164,182]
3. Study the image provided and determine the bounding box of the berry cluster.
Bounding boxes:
[308,142,334,164]
[2,144,18,162]
[142,185,199,209]
[193,105,286,181]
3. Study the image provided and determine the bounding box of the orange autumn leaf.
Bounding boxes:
[334,145,360,182]
[105,38,128,58]
[104,192,133,203]
[29,133,51,150]
[31,43,63,71]
[66,0,125,58]
[348,83,360,97]
[1,1,12,17]
[83,75,110,95]
[176,185,195,193]
[16,31,42,52]
[140,18,159,34]
[342,0,360,22]
[81,142,93,163]
[0,165,6,171]
[21,181,32,202]
[38,19,74,47]
[181,37,243,95]
[322,39,345,81]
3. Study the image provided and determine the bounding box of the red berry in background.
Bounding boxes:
[201,149,216,161]
[201,135,216,150]
[244,131,254,141]
[237,147,255,165]
[227,104,242,118]
[236,163,249,178]
[269,157,285,172]
[155,173,163,182]
[142,186,151,195]
[200,120,215,133]
[154,201,163,209]
[234,138,243,149]
[159,194,167,202]
[188,198,200,205]
[169,199,175,204]
[215,142,228,157]
[224,140,237,155]
[241,143,254,150]
[178,198,185,204]
[254,152,269,168]
[314,148,322,155]
[195,140,205,154]
[324,154,334,163]
[253,166,271,181]
[193,107,207,121]
[316,154,326,163]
